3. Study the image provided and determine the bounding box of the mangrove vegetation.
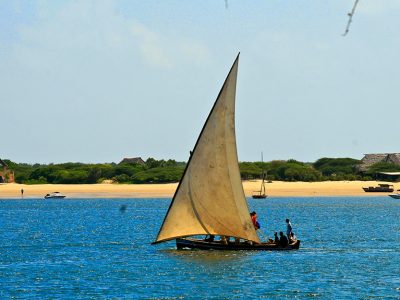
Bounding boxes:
[3,156,399,184]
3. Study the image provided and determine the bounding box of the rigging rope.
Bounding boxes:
[343,0,360,36]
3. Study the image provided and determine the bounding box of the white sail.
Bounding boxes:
[154,54,260,244]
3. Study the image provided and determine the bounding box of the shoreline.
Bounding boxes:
[0,181,398,199]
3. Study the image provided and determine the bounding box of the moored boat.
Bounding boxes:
[44,192,66,199]
[152,54,299,251]
[252,153,268,199]
[388,193,400,199]
[362,184,394,193]
[252,173,267,199]
[252,194,267,199]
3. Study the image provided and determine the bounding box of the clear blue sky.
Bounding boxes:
[1,0,399,164]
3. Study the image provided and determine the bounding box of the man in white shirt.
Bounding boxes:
[286,218,293,238]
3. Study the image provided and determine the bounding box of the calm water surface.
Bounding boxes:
[1,197,400,299]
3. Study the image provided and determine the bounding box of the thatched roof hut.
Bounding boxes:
[119,157,145,165]
[358,153,400,172]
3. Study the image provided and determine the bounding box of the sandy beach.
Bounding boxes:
[0,181,398,199]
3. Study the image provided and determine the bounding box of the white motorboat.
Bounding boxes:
[388,193,400,199]
[44,192,66,199]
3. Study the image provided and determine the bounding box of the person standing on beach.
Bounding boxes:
[21,188,24,198]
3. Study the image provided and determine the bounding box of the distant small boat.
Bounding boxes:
[362,184,394,193]
[388,193,400,199]
[252,153,268,199]
[252,172,267,199]
[44,192,66,199]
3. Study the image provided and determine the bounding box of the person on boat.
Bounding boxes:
[279,231,289,247]
[286,218,293,238]
[250,211,260,230]
[274,231,279,244]
[289,232,297,244]
[204,235,215,242]
[220,236,230,245]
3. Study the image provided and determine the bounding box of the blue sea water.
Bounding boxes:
[1,197,400,299]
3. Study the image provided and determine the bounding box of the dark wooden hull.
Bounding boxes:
[363,187,394,192]
[252,194,267,199]
[176,238,300,251]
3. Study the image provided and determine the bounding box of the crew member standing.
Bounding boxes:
[286,218,293,238]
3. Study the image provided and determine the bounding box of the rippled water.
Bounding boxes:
[1,197,400,299]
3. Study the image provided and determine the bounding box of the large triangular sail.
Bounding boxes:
[153,54,260,244]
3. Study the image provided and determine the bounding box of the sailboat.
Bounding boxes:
[152,54,300,250]
[252,153,268,199]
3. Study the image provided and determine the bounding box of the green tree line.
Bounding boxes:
[3,157,400,184]
[4,158,185,184]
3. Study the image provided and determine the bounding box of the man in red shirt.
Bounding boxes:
[250,211,260,230]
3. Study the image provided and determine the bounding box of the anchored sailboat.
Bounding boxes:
[252,153,268,199]
[152,54,300,250]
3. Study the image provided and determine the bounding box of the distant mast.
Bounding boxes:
[252,152,267,199]
[261,152,266,195]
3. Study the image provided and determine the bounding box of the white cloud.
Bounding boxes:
[8,1,210,70]
[179,42,210,65]
[0,0,214,162]
[131,21,173,68]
